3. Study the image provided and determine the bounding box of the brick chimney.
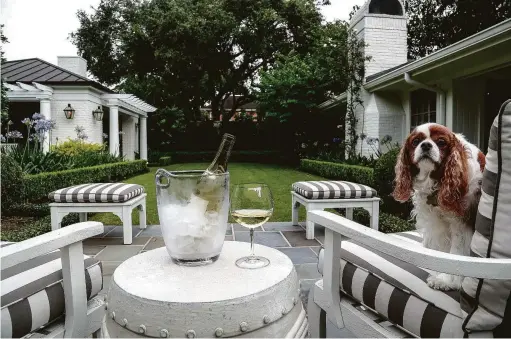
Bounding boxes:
[57,56,88,78]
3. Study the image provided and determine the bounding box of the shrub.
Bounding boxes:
[374,148,413,219]
[334,208,414,234]
[23,160,149,203]
[1,154,24,213]
[52,139,105,156]
[1,214,80,242]
[7,145,75,174]
[3,203,50,217]
[149,150,293,165]
[159,156,172,166]
[299,159,374,187]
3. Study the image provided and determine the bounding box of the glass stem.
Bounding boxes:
[250,228,255,257]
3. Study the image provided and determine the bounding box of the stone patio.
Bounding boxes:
[87,222,324,308]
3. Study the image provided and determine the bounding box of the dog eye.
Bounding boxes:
[412,138,420,147]
[436,139,447,147]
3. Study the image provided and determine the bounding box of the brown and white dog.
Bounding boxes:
[393,123,485,291]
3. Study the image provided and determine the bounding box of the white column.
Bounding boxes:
[109,106,120,156]
[40,99,51,153]
[140,116,148,161]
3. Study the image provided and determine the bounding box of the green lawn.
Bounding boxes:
[90,162,326,225]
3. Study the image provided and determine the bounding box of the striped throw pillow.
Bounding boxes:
[292,181,377,199]
[461,99,511,336]
[0,242,103,338]
[49,183,145,203]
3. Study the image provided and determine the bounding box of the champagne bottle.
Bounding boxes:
[203,133,236,175]
[195,133,236,210]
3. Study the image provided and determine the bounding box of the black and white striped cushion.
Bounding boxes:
[292,181,377,199]
[461,99,511,336]
[0,242,103,338]
[318,232,463,337]
[49,183,145,203]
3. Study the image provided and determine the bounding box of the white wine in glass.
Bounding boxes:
[231,184,274,269]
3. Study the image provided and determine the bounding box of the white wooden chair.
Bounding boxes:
[308,100,511,338]
[1,221,106,338]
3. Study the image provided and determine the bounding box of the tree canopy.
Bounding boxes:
[71,0,326,122]
[407,0,511,59]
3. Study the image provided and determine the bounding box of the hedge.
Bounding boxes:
[299,159,374,187]
[23,160,149,203]
[149,150,295,165]
[159,156,172,166]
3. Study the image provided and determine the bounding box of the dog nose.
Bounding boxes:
[421,142,432,151]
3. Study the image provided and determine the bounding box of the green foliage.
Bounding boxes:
[150,150,293,165]
[374,147,413,219]
[7,145,74,175]
[349,209,414,234]
[4,203,50,217]
[159,156,172,166]
[1,25,8,119]
[407,0,511,59]
[1,216,52,242]
[1,154,24,213]
[1,214,80,242]
[299,159,374,187]
[52,139,105,156]
[23,160,149,203]
[71,0,326,122]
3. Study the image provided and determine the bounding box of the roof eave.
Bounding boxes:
[318,92,348,110]
[364,17,511,92]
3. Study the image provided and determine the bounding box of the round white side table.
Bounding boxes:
[103,241,308,338]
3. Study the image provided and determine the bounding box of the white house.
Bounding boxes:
[320,0,511,155]
[1,56,156,160]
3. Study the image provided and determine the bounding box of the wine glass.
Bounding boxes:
[231,183,274,269]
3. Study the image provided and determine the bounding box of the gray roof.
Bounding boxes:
[1,58,113,93]
[365,60,413,82]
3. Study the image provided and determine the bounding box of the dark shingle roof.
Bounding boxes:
[1,58,113,93]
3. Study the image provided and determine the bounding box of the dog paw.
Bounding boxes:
[427,273,461,291]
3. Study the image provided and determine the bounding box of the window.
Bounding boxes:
[410,89,436,130]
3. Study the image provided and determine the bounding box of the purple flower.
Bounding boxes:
[34,119,56,133]
[333,137,341,143]
[360,133,367,140]
[74,126,85,134]
[21,118,32,126]
[6,130,23,139]
[32,113,44,120]
[381,135,392,144]
[0,134,6,143]
[366,137,379,146]
[103,133,108,139]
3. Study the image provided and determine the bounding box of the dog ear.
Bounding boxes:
[438,137,469,216]
[392,145,414,202]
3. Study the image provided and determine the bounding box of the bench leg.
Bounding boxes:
[291,195,300,226]
[51,208,69,230]
[308,286,327,338]
[345,208,353,220]
[122,207,133,245]
[79,213,87,222]
[370,201,379,230]
[138,199,147,229]
[306,205,322,240]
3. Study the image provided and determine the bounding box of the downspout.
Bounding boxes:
[404,72,446,125]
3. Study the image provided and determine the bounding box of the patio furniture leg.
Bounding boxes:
[138,199,147,229]
[51,209,70,231]
[370,201,379,230]
[308,287,327,338]
[122,207,133,245]
[79,213,87,222]
[292,195,300,226]
[306,206,323,240]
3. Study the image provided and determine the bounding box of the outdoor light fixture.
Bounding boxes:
[92,106,104,121]
[63,104,75,119]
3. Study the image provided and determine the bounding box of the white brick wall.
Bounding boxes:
[57,56,87,77]
[50,88,103,146]
[121,116,136,160]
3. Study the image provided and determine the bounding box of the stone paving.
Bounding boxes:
[86,222,325,309]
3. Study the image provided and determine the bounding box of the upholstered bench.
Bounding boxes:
[291,181,379,239]
[49,183,147,245]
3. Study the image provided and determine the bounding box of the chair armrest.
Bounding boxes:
[309,210,511,279]
[1,221,103,270]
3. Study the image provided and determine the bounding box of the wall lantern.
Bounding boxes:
[92,106,104,121]
[63,104,75,119]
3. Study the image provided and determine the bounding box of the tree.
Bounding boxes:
[407,0,511,59]
[1,25,9,122]
[71,0,325,123]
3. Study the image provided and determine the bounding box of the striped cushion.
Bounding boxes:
[0,242,103,338]
[49,183,144,203]
[292,181,377,199]
[461,99,511,336]
[318,232,463,337]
